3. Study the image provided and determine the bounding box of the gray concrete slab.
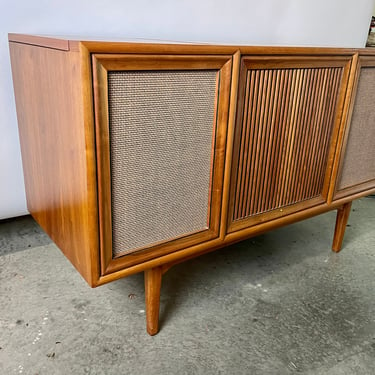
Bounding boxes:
[0,198,374,374]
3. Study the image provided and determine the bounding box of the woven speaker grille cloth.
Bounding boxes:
[339,67,375,190]
[108,70,218,256]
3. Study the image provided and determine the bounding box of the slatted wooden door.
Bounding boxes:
[228,56,352,233]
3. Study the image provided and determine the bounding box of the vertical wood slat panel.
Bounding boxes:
[233,66,343,221]
[297,69,324,201]
[270,70,292,210]
[301,68,326,200]
[276,69,297,209]
[233,71,250,219]
[316,68,342,191]
[290,68,311,200]
[294,69,318,202]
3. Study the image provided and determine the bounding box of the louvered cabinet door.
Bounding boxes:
[227,56,352,233]
[92,54,232,274]
[334,56,375,200]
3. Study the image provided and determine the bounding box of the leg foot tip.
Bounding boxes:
[147,327,159,336]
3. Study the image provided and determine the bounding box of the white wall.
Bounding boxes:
[0,0,374,219]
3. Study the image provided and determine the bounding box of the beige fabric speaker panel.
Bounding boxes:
[338,67,375,191]
[107,70,218,257]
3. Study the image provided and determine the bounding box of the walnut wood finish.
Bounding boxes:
[332,202,353,252]
[220,51,241,237]
[228,56,352,233]
[9,34,375,335]
[8,33,361,55]
[144,266,163,336]
[326,53,360,204]
[9,41,99,286]
[92,54,232,275]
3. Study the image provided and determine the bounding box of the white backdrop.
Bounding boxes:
[0,0,374,219]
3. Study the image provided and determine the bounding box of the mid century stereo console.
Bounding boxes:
[9,34,375,335]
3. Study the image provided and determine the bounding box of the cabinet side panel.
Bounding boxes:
[9,42,98,286]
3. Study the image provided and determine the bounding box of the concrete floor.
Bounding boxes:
[0,198,374,375]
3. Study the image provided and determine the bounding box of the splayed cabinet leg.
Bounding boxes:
[144,266,162,336]
[332,201,352,252]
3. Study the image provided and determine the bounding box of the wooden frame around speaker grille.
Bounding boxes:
[332,55,375,201]
[92,54,233,275]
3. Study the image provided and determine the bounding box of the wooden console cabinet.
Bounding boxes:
[9,34,375,335]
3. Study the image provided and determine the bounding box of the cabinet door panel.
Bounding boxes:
[334,57,375,199]
[228,56,351,233]
[92,54,232,274]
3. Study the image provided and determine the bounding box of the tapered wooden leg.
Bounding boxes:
[144,266,162,336]
[332,201,352,253]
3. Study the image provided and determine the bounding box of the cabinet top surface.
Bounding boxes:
[8,33,375,56]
